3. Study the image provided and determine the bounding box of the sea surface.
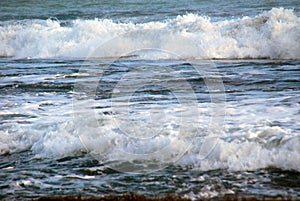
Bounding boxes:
[0,0,300,200]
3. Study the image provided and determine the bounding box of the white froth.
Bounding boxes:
[184,135,300,172]
[0,8,299,59]
[1,100,299,172]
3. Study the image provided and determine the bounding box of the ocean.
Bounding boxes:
[0,0,300,200]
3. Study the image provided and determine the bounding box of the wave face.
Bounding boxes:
[1,8,299,59]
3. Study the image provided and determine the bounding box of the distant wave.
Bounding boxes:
[1,8,299,59]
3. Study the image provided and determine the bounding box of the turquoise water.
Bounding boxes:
[0,1,300,200]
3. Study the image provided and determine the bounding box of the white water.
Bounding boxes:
[1,95,299,172]
[1,8,299,59]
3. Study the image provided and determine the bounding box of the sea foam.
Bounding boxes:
[0,8,299,59]
[1,99,299,172]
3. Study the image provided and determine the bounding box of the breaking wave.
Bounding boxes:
[1,8,299,59]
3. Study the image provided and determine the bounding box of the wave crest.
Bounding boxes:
[0,8,299,59]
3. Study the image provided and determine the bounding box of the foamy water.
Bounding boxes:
[1,8,299,59]
[1,60,299,173]
[0,1,300,199]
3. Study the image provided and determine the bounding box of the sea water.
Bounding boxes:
[0,0,300,200]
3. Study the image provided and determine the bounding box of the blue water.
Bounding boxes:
[0,1,300,200]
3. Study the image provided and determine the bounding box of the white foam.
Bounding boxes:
[2,100,299,173]
[1,87,299,172]
[30,122,82,158]
[65,175,95,180]
[0,8,299,59]
[185,135,300,172]
[0,129,39,155]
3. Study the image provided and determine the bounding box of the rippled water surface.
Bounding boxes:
[1,59,299,199]
[0,0,300,200]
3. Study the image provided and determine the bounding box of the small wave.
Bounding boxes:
[1,112,299,172]
[0,8,299,60]
[183,133,300,172]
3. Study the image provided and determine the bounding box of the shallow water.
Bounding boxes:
[1,59,300,200]
[0,0,300,200]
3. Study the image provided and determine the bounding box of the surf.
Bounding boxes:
[0,8,299,60]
